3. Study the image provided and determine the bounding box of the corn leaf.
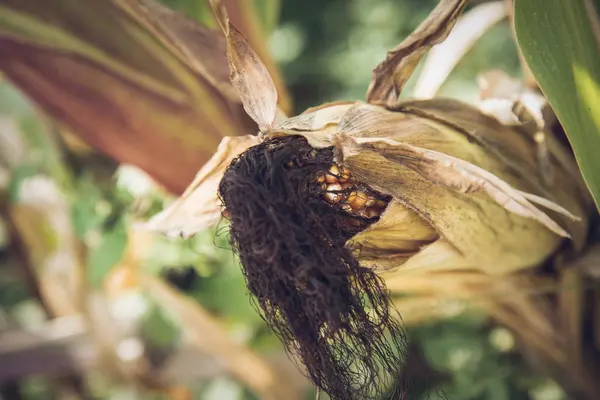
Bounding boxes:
[514,0,600,209]
[0,0,288,194]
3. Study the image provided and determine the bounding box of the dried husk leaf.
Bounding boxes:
[226,21,278,131]
[210,0,278,131]
[281,100,590,275]
[366,0,468,104]
[413,1,509,99]
[346,202,439,271]
[220,0,292,114]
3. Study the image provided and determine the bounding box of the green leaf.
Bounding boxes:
[514,0,600,209]
[140,301,181,349]
[195,266,263,326]
[158,0,215,27]
[71,177,105,238]
[87,216,128,288]
[253,0,281,35]
[7,163,39,202]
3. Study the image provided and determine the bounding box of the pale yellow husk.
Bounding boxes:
[277,99,591,280]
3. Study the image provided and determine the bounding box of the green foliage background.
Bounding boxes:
[0,0,568,399]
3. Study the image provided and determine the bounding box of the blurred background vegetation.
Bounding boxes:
[0,0,567,399]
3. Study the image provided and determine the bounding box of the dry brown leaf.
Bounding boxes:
[140,134,260,238]
[366,0,468,104]
[221,0,292,114]
[413,1,508,99]
[210,0,278,131]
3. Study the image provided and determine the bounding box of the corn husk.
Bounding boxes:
[278,99,590,275]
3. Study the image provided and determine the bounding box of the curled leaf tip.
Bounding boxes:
[208,0,229,34]
[209,0,278,131]
[366,0,468,104]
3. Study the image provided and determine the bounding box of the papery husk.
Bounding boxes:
[278,99,591,275]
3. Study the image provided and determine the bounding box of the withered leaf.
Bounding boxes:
[366,0,468,105]
[0,0,255,194]
[141,135,260,238]
[221,0,292,114]
[131,0,240,101]
[210,0,278,131]
[413,1,508,99]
